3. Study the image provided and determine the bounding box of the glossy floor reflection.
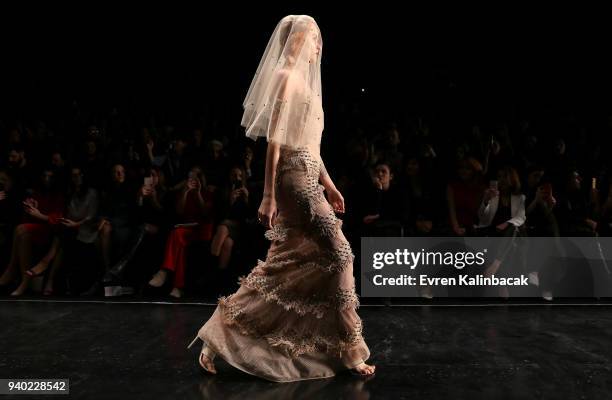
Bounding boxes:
[1,301,611,399]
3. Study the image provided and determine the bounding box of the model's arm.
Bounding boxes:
[318,153,336,192]
[258,72,289,229]
[258,141,280,229]
[262,72,287,200]
[317,152,345,214]
[263,142,281,200]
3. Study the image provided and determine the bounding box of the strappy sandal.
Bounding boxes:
[26,262,49,277]
[199,351,217,375]
[188,337,217,375]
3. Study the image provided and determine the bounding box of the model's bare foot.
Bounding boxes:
[352,362,376,376]
[199,352,217,374]
[148,269,167,287]
[169,287,183,298]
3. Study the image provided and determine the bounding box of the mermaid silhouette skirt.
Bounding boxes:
[187,146,370,382]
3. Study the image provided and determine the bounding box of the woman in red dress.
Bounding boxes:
[148,166,214,298]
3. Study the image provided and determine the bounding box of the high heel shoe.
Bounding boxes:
[25,261,50,277]
[198,349,217,375]
[187,336,217,375]
[148,269,168,288]
[10,285,28,297]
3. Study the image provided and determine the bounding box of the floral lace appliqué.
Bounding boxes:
[218,294,365,359]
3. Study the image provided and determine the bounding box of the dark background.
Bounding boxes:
[3,6,612,136]
[2,6,612,300]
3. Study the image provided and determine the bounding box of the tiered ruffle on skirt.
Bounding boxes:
[188,146,370,382]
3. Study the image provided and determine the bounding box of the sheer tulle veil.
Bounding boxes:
[241,15,324,150]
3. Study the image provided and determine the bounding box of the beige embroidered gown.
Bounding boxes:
[187,144,370,382]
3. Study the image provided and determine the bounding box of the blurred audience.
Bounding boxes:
[1,103,612,300]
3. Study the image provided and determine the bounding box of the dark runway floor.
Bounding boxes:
[1,300,612,400]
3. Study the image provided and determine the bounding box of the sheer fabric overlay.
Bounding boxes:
[241,15,324,152]
[191,146,370,382]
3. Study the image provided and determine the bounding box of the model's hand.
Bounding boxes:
[258,196,277,229]
[327,188,345,214]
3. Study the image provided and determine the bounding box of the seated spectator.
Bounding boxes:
[373,125,404,175]
[546,138,574,186]
[446,158,486,236]
[86,164,137,295]
[524,165,559,236]
[103,165,170,293]
[5,144,34,196]
[0,167,64,296]
[210,165,252,269]
[186,128,208,164]
[0,170,20,268]
[202,139,230,189]
[554,169,598,236]
[233,144,255,181]
[523,166,569,301]
[148,166,215,298]
[50,150,69,192]
[26,166,99,295]
[357,161,409,237]
[400,156,438,236]
[599,182,612,236]
[483,125,515,180]
[475,166,527,298]
[159,134,191,191]
[80,140,106,190]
